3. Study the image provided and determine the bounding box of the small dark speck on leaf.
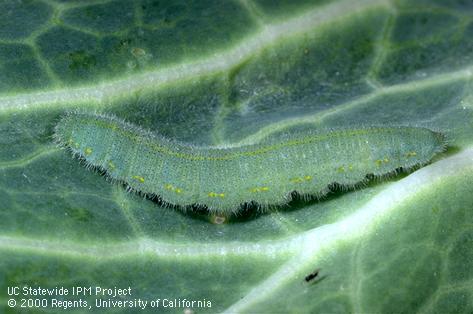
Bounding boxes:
[305,269,328,285]
[305,269,320,282]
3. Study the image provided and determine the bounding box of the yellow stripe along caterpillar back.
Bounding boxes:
[54,112,446,215]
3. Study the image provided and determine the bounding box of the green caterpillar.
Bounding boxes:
[54,112,446,215]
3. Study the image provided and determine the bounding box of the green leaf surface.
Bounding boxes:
[1,0,472,313]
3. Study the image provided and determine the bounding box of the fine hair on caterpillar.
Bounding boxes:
[54,111,447,215]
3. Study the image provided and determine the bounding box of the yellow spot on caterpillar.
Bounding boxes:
[84,147,93,155]
[375,159,383,166]
[208,192,224,198]
[133,175,145,183]
[67,138,74,145]
[250,187,269,193]
[406,151,417,157]
[291,176,313,183]
[74,143,80,148]
[383,158,389,163]
[108,161,115,170]
[164,183,183,194]
[218,193,225,198]
[337,166,345,173]
[348,165,354,170]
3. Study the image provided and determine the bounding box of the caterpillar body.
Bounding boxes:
[54,112,446,214]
